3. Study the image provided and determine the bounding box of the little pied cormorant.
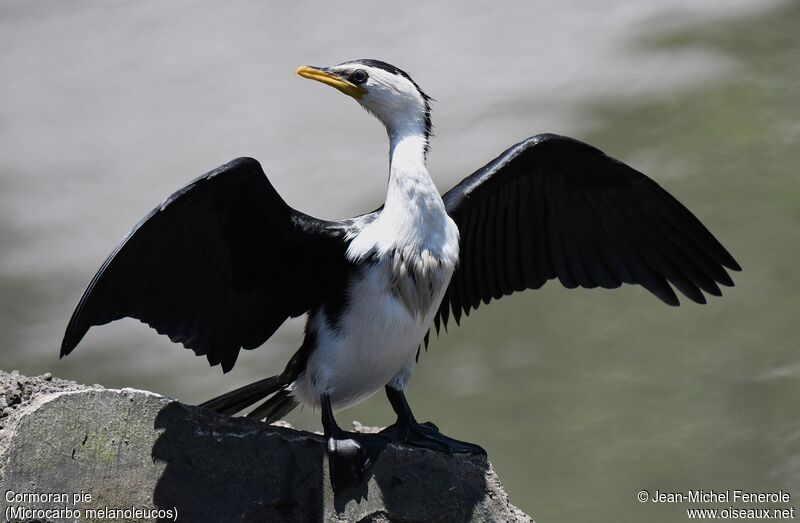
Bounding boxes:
[61,59,740,490]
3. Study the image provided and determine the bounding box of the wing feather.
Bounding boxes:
[61,157,351,372]
[433,134,739,334]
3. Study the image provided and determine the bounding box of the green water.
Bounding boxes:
[2,2,799,521]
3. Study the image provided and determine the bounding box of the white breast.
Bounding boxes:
[291,189,460,412]
[291,129,459,412]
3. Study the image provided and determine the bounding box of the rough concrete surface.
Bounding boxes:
[0,370,533,522]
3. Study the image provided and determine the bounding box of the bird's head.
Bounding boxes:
[297,59,432,149]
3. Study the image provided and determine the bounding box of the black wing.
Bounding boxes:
[433,133,740,332]
[61,157,351,372]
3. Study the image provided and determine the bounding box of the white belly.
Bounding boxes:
[292,253,454,412]
[291,161,461,412]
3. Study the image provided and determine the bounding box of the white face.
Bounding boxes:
[303,61,430,136]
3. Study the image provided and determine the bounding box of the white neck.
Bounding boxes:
[385,127,435,214]
[388,120,428,163]
[346,123,454,262]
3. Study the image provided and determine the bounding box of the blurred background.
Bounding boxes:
[1,1,798,521]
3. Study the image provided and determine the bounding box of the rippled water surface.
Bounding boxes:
[1,2,798,521]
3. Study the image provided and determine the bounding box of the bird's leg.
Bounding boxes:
[321,393,387,492]
[380,386,487,455]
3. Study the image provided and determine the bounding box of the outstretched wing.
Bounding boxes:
[61,157,351,372]
[433,133,740,332]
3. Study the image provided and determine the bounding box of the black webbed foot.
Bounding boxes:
[320,393,389,493]
[380,418,487,455]
[382,385,487,456]
[326,428,388,492]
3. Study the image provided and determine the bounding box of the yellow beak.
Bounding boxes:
[296,65,367,100]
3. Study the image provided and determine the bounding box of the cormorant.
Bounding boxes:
[61,59,740,489]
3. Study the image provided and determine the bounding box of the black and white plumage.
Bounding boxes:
[61,59,739,487]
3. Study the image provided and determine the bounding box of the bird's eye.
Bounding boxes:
[350,69,369,84]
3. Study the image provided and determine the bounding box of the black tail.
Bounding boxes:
[247,388,299,422]
[199,375,299,423]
